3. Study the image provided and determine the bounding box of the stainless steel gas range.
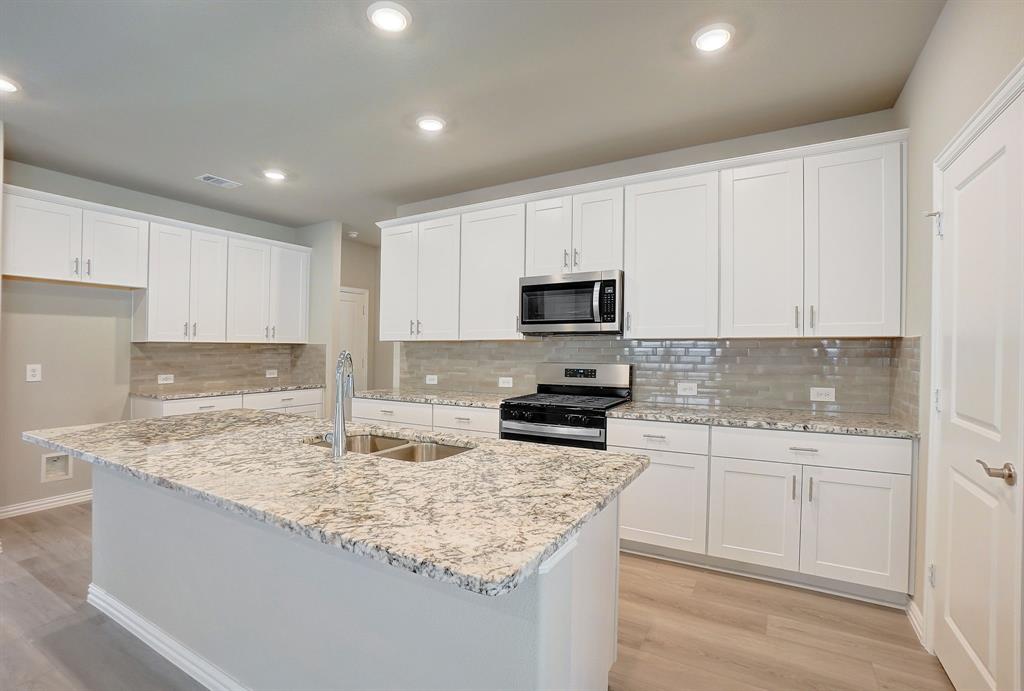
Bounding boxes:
[499,363,632,450]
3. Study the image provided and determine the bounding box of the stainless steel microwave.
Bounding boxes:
[518,270,623,335]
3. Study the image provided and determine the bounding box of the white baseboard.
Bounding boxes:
[87,583,247,691]
[907,599,928,650]
[0,489,92,520]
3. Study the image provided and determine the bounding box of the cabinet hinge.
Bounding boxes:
[928,563,937,588]
[934,388,942,413]
[926,211,943,238]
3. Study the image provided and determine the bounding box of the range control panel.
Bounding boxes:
[564,368,598,379]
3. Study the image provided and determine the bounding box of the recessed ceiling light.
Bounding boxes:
[367,1,411,32]
[692,23,734,52]
[263,169,287,182]
[0,76,20,93]
[416,115,446,133]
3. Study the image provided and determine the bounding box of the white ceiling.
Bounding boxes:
[0,1,942,242]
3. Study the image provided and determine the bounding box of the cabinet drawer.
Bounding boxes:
[270,403,322,418]
[607,418,709,455]
[435,427,498,439]
[351,398,433,427]
[243,388,323,410]
[711,427,912,475]
[433,405,499,434]
[163,395,243,416]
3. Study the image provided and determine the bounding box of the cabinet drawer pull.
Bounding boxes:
[789,446,819,453]
[642,434,666,440]
[281,397,295,402]
[454,416,471,422]
[379,409,395,415]
[198,405,216,410]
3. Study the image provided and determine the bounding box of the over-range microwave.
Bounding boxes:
[518,270,623,335]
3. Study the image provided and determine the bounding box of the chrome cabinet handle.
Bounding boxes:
[281,397,295,402]
[416,320,422,335]
[272,326,276,338]
[192,322,197,337]
[379,409,395,415]
[789,446,819,453]
[792,475,797,501]
[454,416,471,422]
[808,477,814,502]
[809,305,816,329]
[265,325,269,338]
[409,320,414,335]
[642,434,666,440]
[73,257,80,276]
[976,459,1017,486]
[794,305,800,329]
[85,258,92,276]
[198,405,216,410]
[563,249,569,270]
[626,311,631,332]
[184,322,189,338]
[573,248,580,267]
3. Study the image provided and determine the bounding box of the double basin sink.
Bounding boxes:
[303,434,468,462]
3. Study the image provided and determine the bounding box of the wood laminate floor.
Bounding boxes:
[1,503,952,691]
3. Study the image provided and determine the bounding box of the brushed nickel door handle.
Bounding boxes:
[574,248,580,267]
[794,305,800,329]
[808,477,814,502]
[976,459,1017,486]
[563,249,569,270]
[792,475,797,501]
[809,305,816,329]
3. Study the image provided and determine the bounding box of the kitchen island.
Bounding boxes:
[23,410,648,691]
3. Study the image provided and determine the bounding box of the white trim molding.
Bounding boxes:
[87,584,248,691]
[907,599,928,650]
[0,488,91,520]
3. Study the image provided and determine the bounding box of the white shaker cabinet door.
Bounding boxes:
[572,187,623,273]
[799,466,911,591]
[417,215,461,340]
[189,230,228,342]
[269,245,310,343]
[804,143,902,336]
[624,172,718,338]
[146,223,192,342]
[708,457,803,571]
[460,203,525,340]
[226,237,272,343]
[2,194,83,282]
[720,159,804,337]
[525,196,572,276]
[379,223,419,341]
[81,210,149,287]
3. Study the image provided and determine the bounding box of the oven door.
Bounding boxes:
[519,270,622,334]
[499,419,607,450]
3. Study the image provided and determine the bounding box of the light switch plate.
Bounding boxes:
[810,387,836,402]
[157,374,175,385]
[25,364,42,382]
[425,375,438,385]
[677,381,699,396]
[498,377,514,388]
[266,369,279,378]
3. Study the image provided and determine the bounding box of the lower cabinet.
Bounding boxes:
[130,389,323,419]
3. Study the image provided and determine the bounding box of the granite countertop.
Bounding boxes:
[356,389,507,409]
[23,410,647,596]
[131,383,324,401]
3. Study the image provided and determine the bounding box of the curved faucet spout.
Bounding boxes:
[333,350,355,459]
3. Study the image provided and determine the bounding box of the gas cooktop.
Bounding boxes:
[502,392,628,411]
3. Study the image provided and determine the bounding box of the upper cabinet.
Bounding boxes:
[189,230,229,342]
[461,203,525,340]
[2,193,147,287]
[135,223,193,342]
[524,188,623,276]
[226,237,309,344]
[624,172,718,339]
[380,223,419,341]
[268,245,310,343]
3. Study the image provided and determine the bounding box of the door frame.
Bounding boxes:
[923,59,1024,687]
[332,286,370,417]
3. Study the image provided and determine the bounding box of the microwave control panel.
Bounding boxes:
[599,280,618,322]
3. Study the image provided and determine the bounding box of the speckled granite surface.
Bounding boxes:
[131,384,324,401]
[23,410,647,596]
[356,389,506,409]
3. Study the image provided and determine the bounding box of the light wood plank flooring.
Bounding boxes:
[1,503,951,691]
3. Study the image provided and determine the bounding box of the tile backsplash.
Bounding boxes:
[131,343,326,396]
[401,336,919,418]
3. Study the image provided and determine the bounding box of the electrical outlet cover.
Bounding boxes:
[810,387,836,402]
[498,377,514,388]
[425,375,438,385]
[677,381,699,396]
[25,364,42,382]
[157,374,175,385]
[266,369,279,378]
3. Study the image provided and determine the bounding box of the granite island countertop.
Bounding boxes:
[131,383,324,401]
[23,410,647,596]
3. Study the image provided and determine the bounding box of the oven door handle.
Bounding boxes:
[501,420,605,441]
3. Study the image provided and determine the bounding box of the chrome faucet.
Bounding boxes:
[332,350,355,458]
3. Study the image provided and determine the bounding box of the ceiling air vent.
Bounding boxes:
[195,173,242,189]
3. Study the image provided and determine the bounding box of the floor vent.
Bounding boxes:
[194,173,242,189]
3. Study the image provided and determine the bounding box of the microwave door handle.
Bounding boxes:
[593,282,601,323]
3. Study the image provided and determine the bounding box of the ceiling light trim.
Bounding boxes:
[367,1,411,33]
[692,23,734,52]
[263,169,287,182]
[416,115,446,133]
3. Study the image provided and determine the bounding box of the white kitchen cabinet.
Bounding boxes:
[351,398,433,429]
[525,196,572,276]
[804,143,902,336]
[130,394,245,419]
[799,466,910,590]
[2,194,83,281]
[226,237,273,342]
[460,203,525,340]
[188,230,229,342]
[432,404,499,435]
[572,187,623,274]
[720,159,804,337]
[615,448,709,554]
[707,456,803,571]
[624,172,719,338]
[417,215,461,340]
[379,223,419,341]
[81,211,149,287]
[269,245,310,343]
[138,223,192,342]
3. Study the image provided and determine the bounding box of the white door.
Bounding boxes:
[379,223,419,341]
[615,448,708,554]
[799,466,911,590]
[525,196,572,276]
[226,237,272,342]
[805,143,901,336]
[572,187,623,273]
[146,223,192,342]
[1,194,83,282]
[720,159,804,336]
[269,245,309,343]
[81,210,149,287]
[189,230,228,342]
[624,172,718,338]
[336,288,370,391]
[460,203,525,340]
[708,457,802,571]
[933,95,1022,691]
[417,215,461,340]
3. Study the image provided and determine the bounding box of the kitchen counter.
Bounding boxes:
[24,409,647,596]
[130,383,323,400]
[356,388,506,408]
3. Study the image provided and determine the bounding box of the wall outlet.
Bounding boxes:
[676,381,699,396]
[425,374,438,385]
[157,374,175,385]
[498,377,514,388]
[25,364,42,382]
[265,369,278,379]
[810,387,836,402]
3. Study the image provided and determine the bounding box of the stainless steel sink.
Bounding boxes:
[301,434,469,462]
[375,442,467,462]
[301,434,407,453]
